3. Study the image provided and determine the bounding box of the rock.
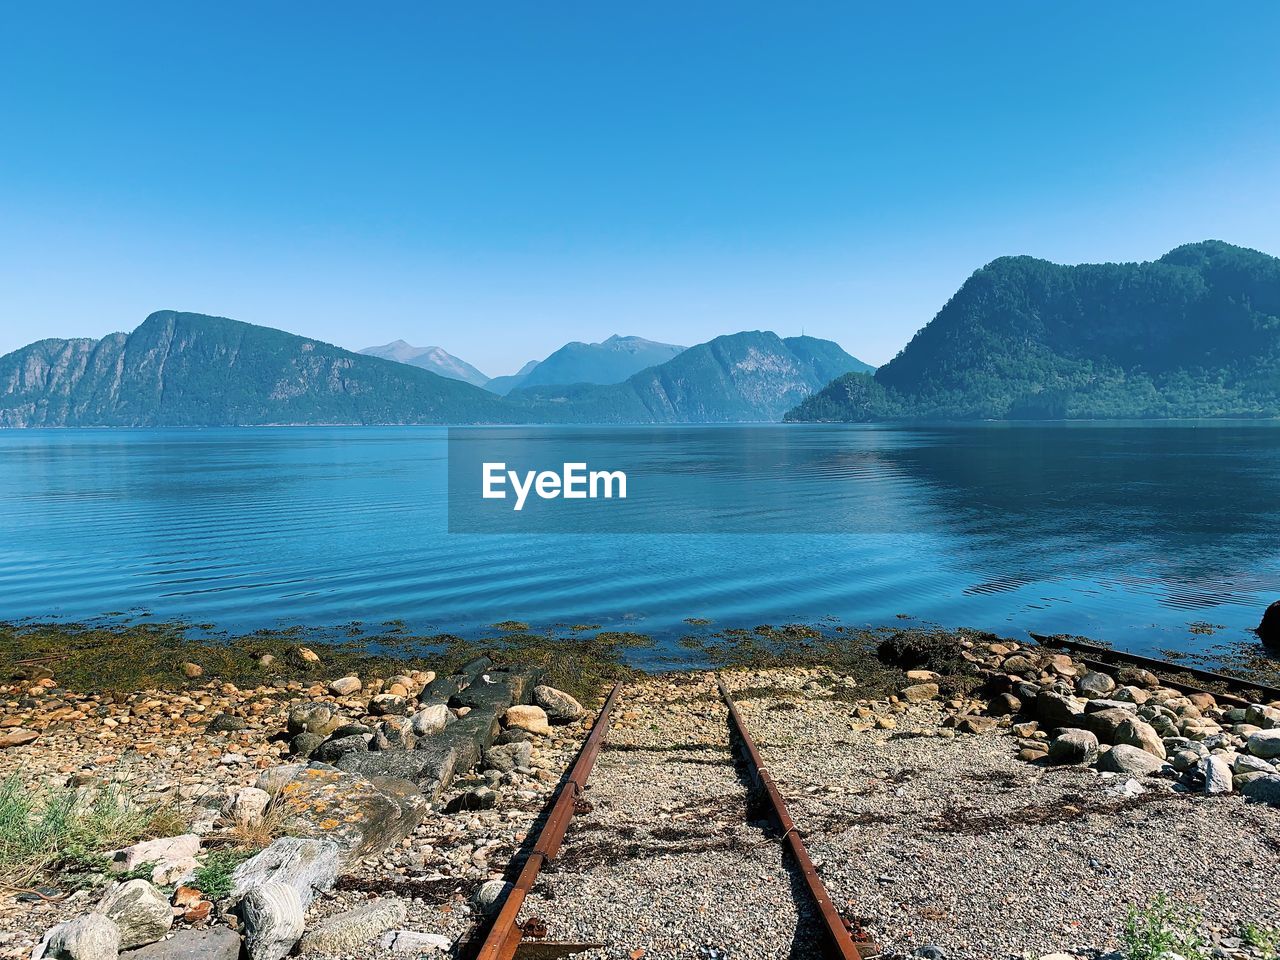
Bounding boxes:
[286,703,342,737]
[1247,729,1280,759]
[269,764,428,866]
[410,705,451,736]
[371,717,415,751]
[1200,755,1234,794]
[1097,744,1165,777]
[905,669,941,682]
[899,683,940,703]
[380,930,451,954]
[1114,718,1167,759]
[484,740,533,773]
[300,899,408,955]
[180,662,204,679]
[447,786,497,812]
[229,837,342,910]
[151,857,198,887]
[336,744,458,801]
[292,646,321,666]
[312,733,371,763]
[1035,691,1084,727]
[1257,599,1280,648]
[0,728,38,748]
[1047,729,1099,765]
[111,835,200,872]
[289,732,325,758]
[1233,754,1276,776]
[474,879,512,918]
[1002,655,1038,674]
[1082,707,1138,744]
[329,676,362,696]
[238,882,305,960]
[1246,703,1280,728]
[533,685,585,723]
[226,786,272,829]
[504,705,552,736]
[35,914,120,960]
[1077,670,1116,697]
[987,692,1021,715]
[204,713,247,733]
[369,694,410,716]
[116,928,241,960]
[1240,774,1280,805]
[99,879,172,949]
[955,715,999,735]
[1084,698,1138,714]
[1170,748,1203,773]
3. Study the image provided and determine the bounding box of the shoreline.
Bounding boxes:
[0,625,1278,957]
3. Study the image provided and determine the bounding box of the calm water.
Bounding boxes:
[1,424,1278,666]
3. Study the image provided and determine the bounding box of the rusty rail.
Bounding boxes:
[1029,633,1280,706]
[471,681,624,960]
[716,677,879,960]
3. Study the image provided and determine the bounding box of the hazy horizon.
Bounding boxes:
[2,3,1278,374]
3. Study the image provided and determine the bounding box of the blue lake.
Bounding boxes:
[1,424,1278,666]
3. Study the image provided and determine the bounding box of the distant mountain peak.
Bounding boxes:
[483,335,687,395]
[359,340,489,386]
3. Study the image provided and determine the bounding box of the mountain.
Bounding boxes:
[482,335,685,395]
[515,332,870,422]
[358,340,490,387]
[0,311,510,427]
[787,241,1280,422]
[484,359,541,396]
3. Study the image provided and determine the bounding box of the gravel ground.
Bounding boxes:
[727,671,1280,960]
[518,674,820,959]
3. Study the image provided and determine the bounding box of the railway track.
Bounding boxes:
[460,643,1279,959]
[461,677,879,960]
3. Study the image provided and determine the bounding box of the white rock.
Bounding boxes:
[1199,754,1234,794]
[410,705,450,737]
[1247,729,1280,759]
[239,882,305,960]
[300,899,407,955]
[110,834,200,872]
[229,837,341,910]
[34,914,120,960]
[226,786,273,829]
[99,879,172,949]
[380,930,451,953]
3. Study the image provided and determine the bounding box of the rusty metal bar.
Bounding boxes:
[472,681,624,960]
[1029,633,1280,705]
[717,677,879,960]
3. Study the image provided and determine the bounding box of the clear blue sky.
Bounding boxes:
[2,3,1278,376]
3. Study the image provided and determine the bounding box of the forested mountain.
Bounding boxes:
[788,241,1280,422]
[483,335,686,395]
[0,311,510,427]
[359,340,490,386]
[514,332,870,422]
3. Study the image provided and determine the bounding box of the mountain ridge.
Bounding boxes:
[484,334,686,395]
[788,240,1280,422]
[359,340,490,387]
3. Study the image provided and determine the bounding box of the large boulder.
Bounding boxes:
[1035,691,1084,728]
[533,685,585,724]
[118,928,241,960]
[1114,718,1167,759]
[229,837,342,910]
[1076,670,1116,697]
[239,882,305,960]
[1047,729,1099,765]
[34,915,120,960]
[1082,707,1138,743]
[337,741,459,801]
[1097,744,1166,777]
[99,879,172,949]
[268,764,428,866]
[1247,729,1280,760]
[300,899,408,955]
[1240,773,1280,805]
[1257,600,1280,649]
[110,835,200,873]
[503,705,552,736]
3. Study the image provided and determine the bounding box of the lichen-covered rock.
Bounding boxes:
[99,878,172,949]
[268,764,428,866]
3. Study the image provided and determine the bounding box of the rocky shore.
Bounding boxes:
[0,630,1276,960]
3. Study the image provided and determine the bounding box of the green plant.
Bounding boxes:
[0,774,184,887]
[1122,894,1206,960]
[191,849,252,901]
[1242,923,1278,956]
